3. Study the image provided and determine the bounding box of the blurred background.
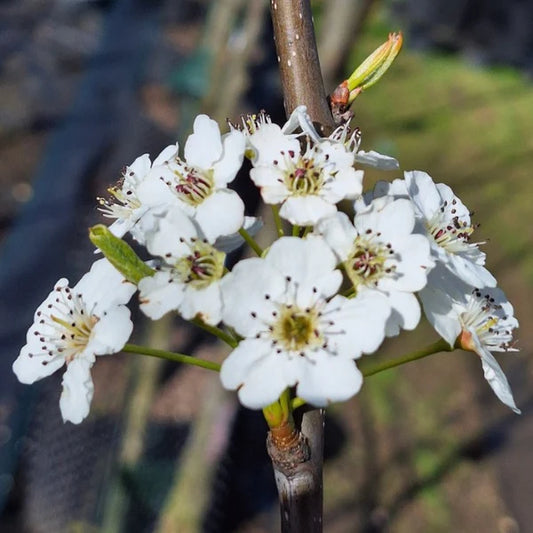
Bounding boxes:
[0,0,532,531]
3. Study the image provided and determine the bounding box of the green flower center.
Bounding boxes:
[345,233,395,289]
[167,165,215,207]
[272,305,323,353]
[175,240,225,289]
[284,156,325,196]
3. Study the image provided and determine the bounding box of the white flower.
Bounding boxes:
[97,145,177,244]
[219,236,391,408]
[138,207,226,325]
[316,197,434,336]
[12,259,136,423]
[366,171,496,289]
[248,128,363,226]
[420,276,520,413]
[137,115,246,243]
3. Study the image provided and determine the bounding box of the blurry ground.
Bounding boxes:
[1,1,532,532]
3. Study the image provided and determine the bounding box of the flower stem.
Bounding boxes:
[239,227,263,257]
[122,344,221,372]
[191,317,239,348]
[272,205,284,237]
[292,224,301,237]
[361,338,452,377]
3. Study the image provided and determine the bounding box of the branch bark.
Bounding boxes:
[269,1,332,531]
[270,0,334,132]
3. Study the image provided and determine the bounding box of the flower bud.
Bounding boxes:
[89,224,154,284]
[345,32,403,103]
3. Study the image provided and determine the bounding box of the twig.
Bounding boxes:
[269,1,333,531]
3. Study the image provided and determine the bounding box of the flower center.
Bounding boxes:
[174,240,225,289]
[459,289,515,352]
[345,232,396,289]
[163,161,215,207]
[284,155,325,196]
[426,200,475,254]
[29,285,98,366]
[272,304,323,352]
[98,180,141,221]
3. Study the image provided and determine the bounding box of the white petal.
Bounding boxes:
[146,207,198,258]
[59,358,94,424]
[181,283,223,325]
[296,355,363,406]
[328,292,390,357]
[88,306,133,355]
[136,171,177,207]
[185,115,222,168]
[404,170,441,219]
[221,339,293,409]
[323,168,363,202]
[418,285,461,347]
[75,259,136,311]
[153,143,179,165]
[249,124,301,167]
[13,344,65,384]
[195,190,245,242]
[315,212,357,261]
[354,150,399,170]
[139,271,185,320]
[214,216,263,253]
[475,342,520,414]
[221,258,285,336]
[212,130,245,186]
[266,236,340,300]
[280,195,336,226]
[384,291,421,336]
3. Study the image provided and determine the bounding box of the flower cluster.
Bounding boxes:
[13,107,520,422]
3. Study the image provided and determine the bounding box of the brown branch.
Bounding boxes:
[270,0,334,132]
[268,3,329,530]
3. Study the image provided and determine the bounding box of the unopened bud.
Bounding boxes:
[346,32,403,103]
[89,224,155,284]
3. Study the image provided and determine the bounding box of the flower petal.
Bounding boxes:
[59,358,94,424]
[13,344,65,384]
[296,355,363,406]
[195,190,245,242]
[88,305,133,355]
[139,271,186,320]
[181,283,223,325]
[185,115,223,168]
[221,338,295,409]
[475,342,520,414]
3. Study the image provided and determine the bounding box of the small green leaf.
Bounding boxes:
[89,224,155,284]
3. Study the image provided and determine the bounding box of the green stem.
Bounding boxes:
[292,224,301,237]
[191,317,239,348]
[361,338,452,377]
[123,344,221,372]
[239,227,263,256]
[272,205,284,237]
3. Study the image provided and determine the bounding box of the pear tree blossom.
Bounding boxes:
[9,15,525,533]
[245,112,364,226]
[97,144,178,244]
[316,197,434,336]
[367,171,496,290]
[136,114,246,243]
[219,236,391,408]
[138,206,227,325]
[419,273,520,413]
[12,259,136,423]
[13,103,521,426]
